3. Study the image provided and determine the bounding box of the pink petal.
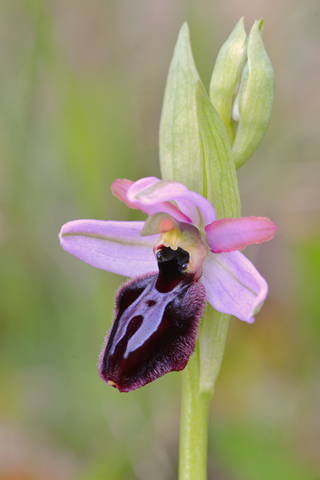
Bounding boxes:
[111,179,136,210]
[127,178,216,227]
[205,216,277,253]
[59,220,157,277]
[112,178,191,223]
[201,251,268,323]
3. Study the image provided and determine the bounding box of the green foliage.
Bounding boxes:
[210,422,316,480]
[195,83,240,219]
[0,1,318,479]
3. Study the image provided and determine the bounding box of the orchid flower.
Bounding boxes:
[59,176,277,392]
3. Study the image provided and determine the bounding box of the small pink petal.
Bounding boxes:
[127,178,216,227]
[205,216,277,253]
[201,251,268,323]
[112,178,191,223]
[111,179,136,210]
[59,219,157,277]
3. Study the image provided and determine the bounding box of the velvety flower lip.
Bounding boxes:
[99,269,206,392]
[59,176,277,323]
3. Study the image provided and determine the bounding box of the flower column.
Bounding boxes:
[159,19,274,480]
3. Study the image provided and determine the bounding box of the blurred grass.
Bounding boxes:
[0,0,319,479]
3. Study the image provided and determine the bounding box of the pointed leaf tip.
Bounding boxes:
[159,22,203,194]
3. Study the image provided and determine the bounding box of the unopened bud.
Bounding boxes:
[209,17,247,144]
[232,20,274,169]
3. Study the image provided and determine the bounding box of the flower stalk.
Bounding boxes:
[59,17,275,480]
[179,344,210,480]
[159,20,274,480]
[179,309,231,480]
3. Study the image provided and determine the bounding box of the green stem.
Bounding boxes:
[178,309,231,479]
[199,307,231,396]
[178,343,210,480]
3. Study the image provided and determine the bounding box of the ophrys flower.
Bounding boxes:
[59,177,277,391]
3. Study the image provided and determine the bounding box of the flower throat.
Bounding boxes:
[155,246,191,293]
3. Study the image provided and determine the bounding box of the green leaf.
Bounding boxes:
[199,307,231,396]
[196,82,241,396]
[195,82,241,220]
[159,23,203,194]
[209,17,247,145]
[232,20,275,169]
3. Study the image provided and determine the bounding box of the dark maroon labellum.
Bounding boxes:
[99,246,206,392]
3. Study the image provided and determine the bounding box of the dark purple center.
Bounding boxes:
[155,246,190,292]
[99,245,206,392]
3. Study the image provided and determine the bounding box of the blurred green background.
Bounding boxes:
[1,0,319,479]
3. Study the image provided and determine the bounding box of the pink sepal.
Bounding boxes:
[59,219,157,277]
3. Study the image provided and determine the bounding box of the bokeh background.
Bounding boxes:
[1,0,319,479]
